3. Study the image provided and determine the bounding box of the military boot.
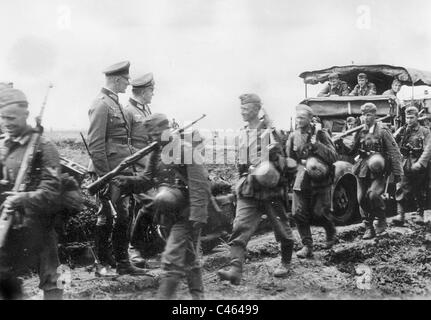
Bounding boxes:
[375,218,388,236]
[392,204,405,226]
[296,245,313,259]
[362,220,376,240]
[274,240,294,278]
[323,220,337,249]
[187,268,204,300]
[116,260,149,276]
[129,245,148,269]
[0,275,23,300]
[217,246,244,285]
[95,225,115,268]
[157,273,181,300]
[43,289,63,300]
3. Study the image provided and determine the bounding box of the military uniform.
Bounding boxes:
[349,82,377,96]
[318,81,350,97]
[394,110,430,224]
[87,61,139,272]
[117,113,210,299]
[0,124,62,299]
[350,105,403,238]
[286,113,338,257]
[218,94,294,284]
[123,74,155,267]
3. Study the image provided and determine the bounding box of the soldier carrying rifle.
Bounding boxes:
[349,103,403,239]
[109,113,211,299]
[393,106,430,225]
[286,104,338,259]
[0,88,63,300]
[217,94,295,284]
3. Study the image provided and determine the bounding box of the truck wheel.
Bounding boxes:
[331,174,360,225]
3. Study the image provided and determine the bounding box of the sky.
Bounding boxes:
[1,0,431,131]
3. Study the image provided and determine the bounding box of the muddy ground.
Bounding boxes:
[22,211,431,300]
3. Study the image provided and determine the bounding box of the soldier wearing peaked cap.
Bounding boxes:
[349,73,377,96]
[217,93,295,284]
[0,88,63,300]
[349,103,403,239]
[285,104,338,259]
[393,106,430,225]
[317,72,350,97]
[123,73,155,267]
[86,61,148,276]
[111,113,211,300]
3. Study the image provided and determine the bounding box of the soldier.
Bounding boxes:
[112,113,210,299]
[335,117,358,163]
[286,104,338,258]
[123,73,155,268]
[317,72,350,97]
[349,73,377,96]
[87,61,147,275]
[0,88,63,299]
[382,79,402,97]
[217,94,294,284]
[350,103,403,239]
[393,106,429,225]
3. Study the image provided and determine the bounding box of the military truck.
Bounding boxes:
[298,64,431,224]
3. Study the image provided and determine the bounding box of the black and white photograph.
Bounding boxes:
[0,0,430,304]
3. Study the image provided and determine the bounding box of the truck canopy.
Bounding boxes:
[299,65,431,94]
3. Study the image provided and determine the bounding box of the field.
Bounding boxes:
[20,133,431,300]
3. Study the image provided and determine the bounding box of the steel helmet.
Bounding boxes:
[305,157,329,181]
[253,161,280,188]
[153,186,186,212]
[286,157,298,173]
[367,153,385,174]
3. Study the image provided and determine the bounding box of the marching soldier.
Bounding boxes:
[393,106,429,225]
[0,88,63,299]
[317,72,350,97]
[123,73,155,268]
[349,73,377,96]
[286,104,338,259]
[350,103,403,239]
[217,94,295,284]
[111,113,211,299]
[87,61,147,275]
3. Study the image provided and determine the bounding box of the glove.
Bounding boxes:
[393,175,401,184]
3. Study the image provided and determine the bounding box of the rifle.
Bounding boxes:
[0,84,53,248]
[332,115,392,142]
[85,114,207,195]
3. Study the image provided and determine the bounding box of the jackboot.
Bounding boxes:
[157,273,181,300]
[274,240,294,278]
[187,268,204,300]
[323,220,337,249]
[95,225,115,268]
[375,218,388,235]
[129,245,148,269]
[0,275,23,300]
[362,220,376,240]
[43,289,63,300]
[217,246,244,285]
[116,260,149,275]
[296,245,313,259]
[392,204,405,226]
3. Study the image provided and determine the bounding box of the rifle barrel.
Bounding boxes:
[332,115,392,142]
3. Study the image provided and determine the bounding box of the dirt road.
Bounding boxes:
[23,212,431,300]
